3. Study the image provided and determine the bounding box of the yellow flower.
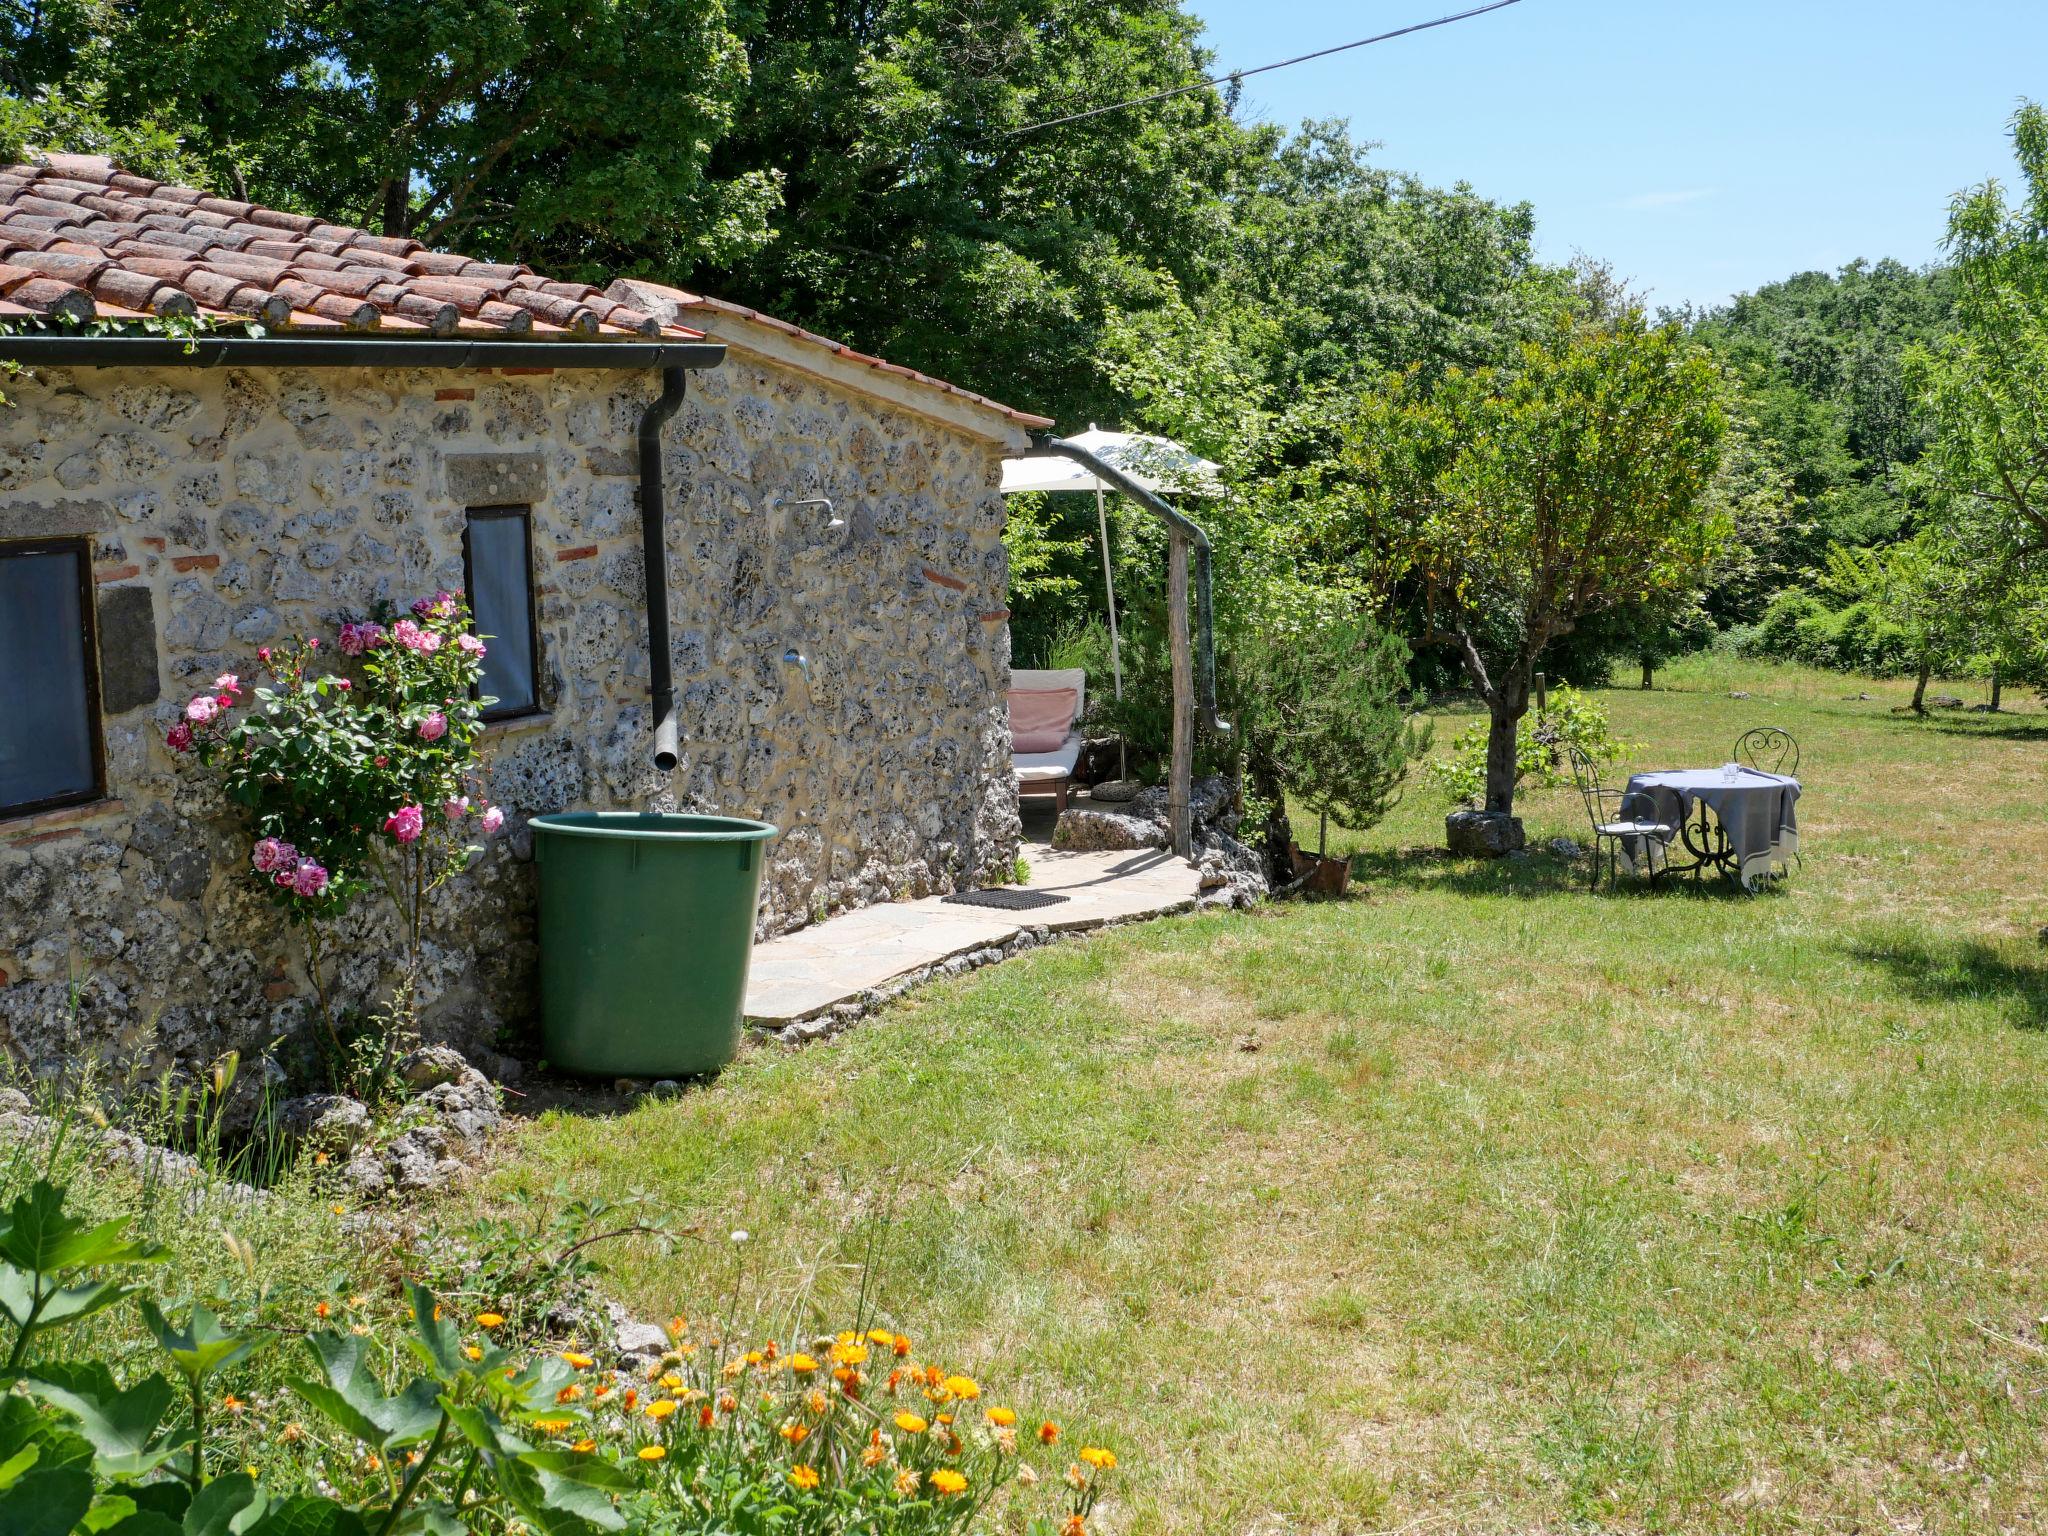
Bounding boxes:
[572,1439,596,1453]
[720,1359,746,1379]
[829,1341,868,1366]
[942,1375,979,1401]
[930,1468,968,1496]
[534,1418,573,1435]
[559,1351,594,1370]
[661,1372,684,1390]
[476,1312,506,1329]
[638,1445,666,1461]
[788,1465,820,1491]
[805,1390,829,1416]
[788,1353,819,1375]
[463,1345,483,1362]
[986,1406,1016,1427]
[779,1422,811,1444]
[744,1351,765,1367]
[867,1328,897,1348]
[645,1400,679,1421]
[893,1412,929,1435]
[1079,1446,1117,1471]
[893,1468,921,1498]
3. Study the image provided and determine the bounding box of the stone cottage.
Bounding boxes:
[0,153,1048,1074]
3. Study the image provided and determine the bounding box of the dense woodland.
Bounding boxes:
[4,1,2046,822]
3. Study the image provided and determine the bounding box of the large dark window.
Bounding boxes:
[0,539,103,818]
[462,508,539,719]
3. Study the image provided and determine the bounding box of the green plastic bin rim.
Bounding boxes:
[528,811,780,843]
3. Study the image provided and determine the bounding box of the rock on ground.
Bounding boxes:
[1446,810,1527,858]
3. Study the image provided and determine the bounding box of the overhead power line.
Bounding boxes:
[1004,0,1525,138]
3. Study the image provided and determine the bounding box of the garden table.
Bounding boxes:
[1624,766,1801,890]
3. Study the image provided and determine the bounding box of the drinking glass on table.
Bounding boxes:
[1721,761,1742,782]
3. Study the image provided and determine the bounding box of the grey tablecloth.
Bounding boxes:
[1626,767,1801,886]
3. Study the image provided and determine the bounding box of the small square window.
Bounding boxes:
[462,509,539,719]
[0,539,104,819]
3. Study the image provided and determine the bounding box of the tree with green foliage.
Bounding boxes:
[1346,313,1726,815]
[1908,100,2048,587]
[1237,613,1427,870]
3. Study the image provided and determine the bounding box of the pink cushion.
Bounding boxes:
[1009,687,1078,753]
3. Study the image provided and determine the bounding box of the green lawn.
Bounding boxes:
[479,657,2048,1534]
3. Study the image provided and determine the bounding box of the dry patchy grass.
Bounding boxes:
[479,659,2048,1534]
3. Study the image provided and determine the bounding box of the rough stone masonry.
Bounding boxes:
[0,352,1021,1074]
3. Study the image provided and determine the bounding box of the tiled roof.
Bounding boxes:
[609,282,1055,431]
[0,154,698,340]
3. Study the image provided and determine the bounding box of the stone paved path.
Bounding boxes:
[743,845,1201,1025]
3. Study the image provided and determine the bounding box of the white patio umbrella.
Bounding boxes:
[1000,427,1222,780]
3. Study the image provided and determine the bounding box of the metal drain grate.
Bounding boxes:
[941,888,1071,911]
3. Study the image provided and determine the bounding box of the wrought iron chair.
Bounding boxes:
[1733,726,1799,777]
[1568,747,1677,890]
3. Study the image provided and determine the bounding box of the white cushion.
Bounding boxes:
[1598,820,1674,837]
[1015,733,1082,782]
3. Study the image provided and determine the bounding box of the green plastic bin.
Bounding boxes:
[531,811,779,1078]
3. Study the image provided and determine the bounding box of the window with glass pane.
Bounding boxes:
[0,541,101,817]
[463,510,538,718]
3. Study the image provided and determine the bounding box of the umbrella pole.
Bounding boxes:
[1097,484,1126,781]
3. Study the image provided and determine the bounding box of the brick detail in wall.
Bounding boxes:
[94,564,139,584]
[555,545,598,563]
[171,553,220,573]
[921,566,968,592]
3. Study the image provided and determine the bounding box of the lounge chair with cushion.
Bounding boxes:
[1010,668,1085,814]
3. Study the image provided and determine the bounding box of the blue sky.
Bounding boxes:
[1183,0,2048,312]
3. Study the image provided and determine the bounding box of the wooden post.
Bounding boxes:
[1168,530,1194,859]
[1535,671,1547,716]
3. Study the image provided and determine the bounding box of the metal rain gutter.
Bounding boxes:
[1027,432,1230,734]
[0,333,727,371]
[637,367,691,772]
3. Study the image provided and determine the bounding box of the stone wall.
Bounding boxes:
[0,353,1020,1074]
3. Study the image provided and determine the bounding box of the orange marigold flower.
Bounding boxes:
[315,1301,330,1320]
[894,1412,929,1435]
[829,1341,868,1366]
[1062,1518,1086,1536]
[645,1399,679,1421]
[668,1316,687,1338]
[572,1439,596,1453]
[806,1390,830,1416]
[892,1335,912,1358]
[363,1453,380,1472]
[744,1351,765,1367]
[535,1418,573,1435]
[862,1442,888,1468]
[987,1406,1017,1427]
[721,1359,746,1380]
[943,1375,980,1401]
[788,1464,821,1491]
[922,1365,945,1389]
[779,1422,810,1444]
[718,1394,737,1414]
[623,1388,638,1409]
[930,1468,968,1496]
[638,1445,665,1462]
[555,1384,583,1404]
[463,1345,483,1361]
[560,1351,595,1370]
[887,1369,904,1393]
[762,1340,780,1361]
[221,1394,245,1412]
[893,1468,921,1498]
[1038,1421,1061,1445]
[476,1312,505,1329]
[661,1372,684,1390]
[867,1328,896,1347]
[788,1353,819,1375]
[698,1403,714,1429]
[1079,1446,1117,1471]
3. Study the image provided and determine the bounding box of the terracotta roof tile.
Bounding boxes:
[0,154,706,342]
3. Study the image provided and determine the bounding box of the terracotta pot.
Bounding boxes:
[1288,843,1353,897]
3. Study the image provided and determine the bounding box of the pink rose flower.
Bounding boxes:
[480,806,506,836]
[443,797,469,821]
[215,692,236,711]
[185,695,219,725]
[251,837,296,874]
[390,619,443,654]
[213,672,240,694]
[384,804,425,844]
[165,721,193,752]
[417,711,448,742]
[289,860,330,898]
[257,647,271,663]
[338,622,385,657]
[457,632,487,657]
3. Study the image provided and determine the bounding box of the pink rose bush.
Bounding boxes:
[165,590,512,1069]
